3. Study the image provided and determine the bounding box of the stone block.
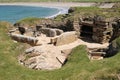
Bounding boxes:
[55,31,78,46]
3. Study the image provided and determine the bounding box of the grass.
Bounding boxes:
[54,6,120,23]
[15,6,120,26]
[71,7,120,18]
[17,6,120,25]
[1,22,120,80]
[16,17,41,26]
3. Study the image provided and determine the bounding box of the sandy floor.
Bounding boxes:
[41,38,109,51]
[36,34,109,50]
[57,39,109,50]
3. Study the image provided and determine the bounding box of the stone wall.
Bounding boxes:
[55,31,78,46]
[79,16,115,43]
[93,21,113,43]
[110,18,120,41]
[10,33,38,46]
[39,28,63,37]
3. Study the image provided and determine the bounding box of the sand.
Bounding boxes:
[0,2,95,8]
[0,2,115,8]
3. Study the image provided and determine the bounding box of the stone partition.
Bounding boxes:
[10,33,38,46]
[39,28,63,37]
[55,31,78,46]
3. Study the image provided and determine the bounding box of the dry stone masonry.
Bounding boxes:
[10,15,120,70]
[73,16,114,44]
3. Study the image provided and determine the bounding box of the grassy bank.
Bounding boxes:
[1,22,120,80]
[0,0,119,2]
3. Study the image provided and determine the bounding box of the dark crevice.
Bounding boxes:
[80,25,93,38]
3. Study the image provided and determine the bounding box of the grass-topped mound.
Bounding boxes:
[114,37,120,50]
[14,17,42,27]
[1,22,120,80]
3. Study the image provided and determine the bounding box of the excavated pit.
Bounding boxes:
[10,16,120,70]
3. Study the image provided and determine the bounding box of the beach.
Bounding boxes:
[0,2,95,7]
[0,2,96,19]
[0,2,115,21]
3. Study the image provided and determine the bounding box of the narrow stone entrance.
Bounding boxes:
[80,25,93,38]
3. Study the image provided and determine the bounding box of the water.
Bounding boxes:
[0,5,60,23]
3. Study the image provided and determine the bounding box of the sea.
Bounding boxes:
[0,5,68,23]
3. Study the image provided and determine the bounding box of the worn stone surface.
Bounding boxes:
[61,49,72,57]
[19,45,70,70]
[88,48,106,60]
[55,29,63,35]
[55,31,78,46]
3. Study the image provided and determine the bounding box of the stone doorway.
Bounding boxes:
[80,25,93,39]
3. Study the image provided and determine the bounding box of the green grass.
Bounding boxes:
[0,0,119,2]
[72,7,120,18]
[15,6,120,26]
[16,17,41,26]
[1,22,120,80]
[54,6,120,22]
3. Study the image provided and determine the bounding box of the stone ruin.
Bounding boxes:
[10,25,78,70]
[73,16,120,60]
[74,16,113,43]
[9,15,120,70]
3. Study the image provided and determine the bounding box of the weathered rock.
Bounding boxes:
[25,48,34,54]
[49,29,57,37]
[112,3,120,8]
[88,48,106,60]
[18,27,26,35]
[10,33,38,46]
[39,28,63,37]
[40,28,56,37]
[55,29,63,35]
[73,17,80,37]
[50,36,58,45]
[79,15,114,43]
[61,49,72,57]
[19,45,72,70]
[68,7,75,13]
[55,31,78,46]
[105,38,119,57]
[24,57,37,68]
